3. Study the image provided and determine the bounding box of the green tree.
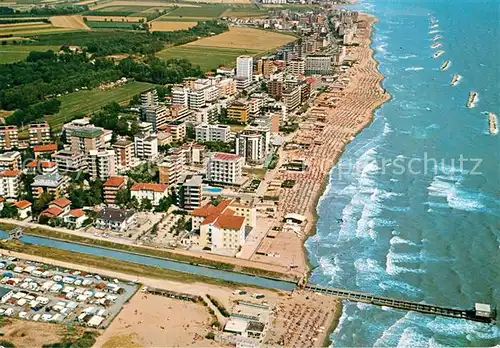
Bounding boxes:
[0,203,18,219]
[33,192,53,215]
[155,196,173,212]
[128,196,140,210]
[115,188,130,208]
[140,198,152,211]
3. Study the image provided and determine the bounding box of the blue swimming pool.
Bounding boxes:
[203,187,222,193]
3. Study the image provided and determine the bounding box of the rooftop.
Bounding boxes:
[13,200,32,209]
[130,183,168,193]
[71,127,103,139]
[97,207,135,223]
[104,176,126,188]
[50,197,71,209]
[214,214,245,230]
[212,152,241,162]
[33,143,57,153]
[0,170,21,177]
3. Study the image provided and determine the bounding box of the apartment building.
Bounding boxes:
[300,81,311,103]
[180,142,206,165]
[171,86,189,106]
[267,80,284,100]
[113,138,134,171]
[282,86,302,111]
[192,104,219,124]
[141,90,168,131]
[158,148,185,186]
[235,126,271,164]
[227,101,249,123]
[29,121,51,145]
[31,173,69,199]
[195,124,231,143]
[236,55,253,83]
[0,151,21,171]
[95,207,136,233]
[0,126,19,150]
[103,176,126,205]
[248,97,264,116]
[134,132,158,160]
[87,149,116,181]
[166,121,186,142]
[176,174,203,211]
[51,150,87,173]
[0,170,21,199]
[206,152,244,185]
[69,127,106,154]
[218,78,237,98]
[25,160,57,175]
[192,200,246,254]
[305,55,333,75]
[130,183,169,206]
[229,197,257,228]
[33,143,58,159]
[289,58,305,75]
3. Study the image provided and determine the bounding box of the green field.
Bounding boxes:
[165,5,228,18]
[157,45,259,71]
[86,20,139,29]
[48,81,155,129]
[0,44,59,64]
[99,5,150,13]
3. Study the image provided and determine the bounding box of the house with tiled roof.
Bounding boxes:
[33,143,58,159]
[49,198,71,214]
[64,209,87,229]
[192,200,246,254]
[130,183,169,206]
[25,160,57,175]
[13,200,32,219]
[103,176,126,205]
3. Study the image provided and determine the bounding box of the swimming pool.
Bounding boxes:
[203,186,222,193]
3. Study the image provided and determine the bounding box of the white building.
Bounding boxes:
[87,149,116,181]
[134,133,158,160]
[235,126,271,164]
[289,58,305,75]
[95,208,135,233]
[206,152,244,185]
[195,124,232,143]
[305,55,333,75]
[176,174,203,211]
[188,89,206,109]
[236,55,253,85]
[130,183,169,206]
[0,170,21,199]
[113,138,135,171]
[172,86,189,106]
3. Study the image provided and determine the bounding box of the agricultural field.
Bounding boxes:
[0,44,59,64]
[83,15,146,22]
[222,6,270,18]
[85,20,139,29]
[48,81,154,130]
[164,5,228,18]
[49,15,90,30]
[186,26,296,51]
[89,1,198,10]
[157,45,258,71]
[0,21,83,36]
[183,0,251,3]
[148,20,196,31]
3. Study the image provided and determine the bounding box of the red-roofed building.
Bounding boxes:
[130,183,169,207]
[49,197,71,214]
[13,200,32,219]
[64,208,87,228]
[40,206,64,218]
[26,160,57,175]
[206,152,244,185]
[33,143,58,159]
[192,200,246,254]
[103,176,126,205]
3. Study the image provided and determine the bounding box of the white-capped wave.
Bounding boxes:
[318,255,344,282]
[427,176,486,212]
[405,66,424,71]
[397,327,431,348]
[390,236,419,246]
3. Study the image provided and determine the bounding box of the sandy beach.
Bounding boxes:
[251,13,391,278]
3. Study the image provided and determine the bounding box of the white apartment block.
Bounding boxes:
[0,151,21,171]
[305,55,333,75]
[0,126,19,150]
[289,58,305,75]
[134,133,158,160]
[0,170,21,199]
[166,122,186,142]
[88,149,116,181]
[261,0,287,4]
[188,89,206,109]
[236,55,253,83]
[29,121,51,145]
[195,124,231,143]
[130,183,168,206]
[142,106,168,131]
[51,150,87,173]
[282,86,302,111]
[217,78,237,97]
[172,86,189,106]
[192,103,219,124]
[206,152,244,185]
[176,174,202,211]
[235,126,271,164]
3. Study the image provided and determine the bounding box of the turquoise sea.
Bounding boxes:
[306,0,500,346]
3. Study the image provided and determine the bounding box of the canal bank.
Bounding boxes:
[0,230,296,291]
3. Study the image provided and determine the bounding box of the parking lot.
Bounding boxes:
[0,256,138,328]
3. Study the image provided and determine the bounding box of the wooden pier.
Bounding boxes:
[305,284,496,323]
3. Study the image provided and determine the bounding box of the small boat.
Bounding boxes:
[488,112,498,135]
[440,60,451,70]
[429,24,439,29]
[466,91,478,108]
[430,42,442,49]
[431,35,442,41]
[432,50,444,58]
[450,74,462,86]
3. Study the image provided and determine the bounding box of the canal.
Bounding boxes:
[0,230,297,291]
